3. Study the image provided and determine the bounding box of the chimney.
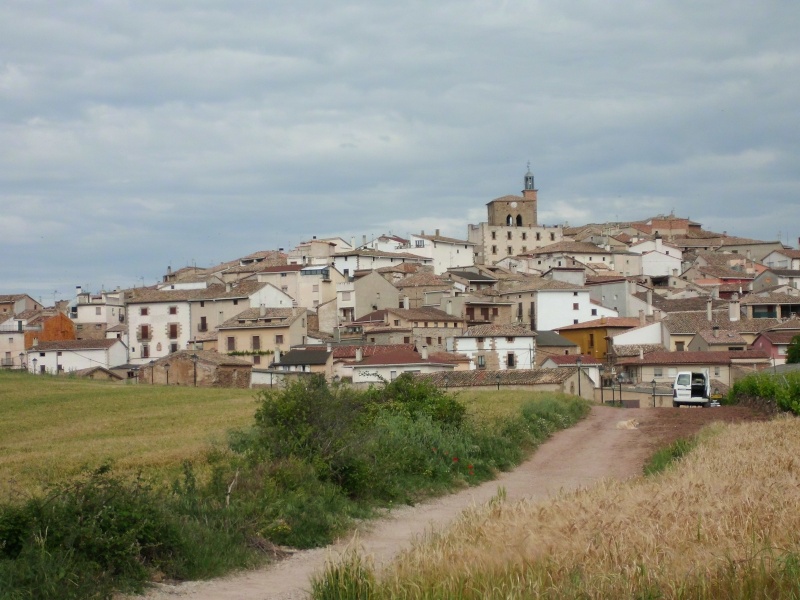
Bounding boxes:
[706,297,713,322]
[274,349,281,363]
[260,304,266,317]
[355,347,363,362]
[713,325,719,338]
[629,280,637,294]
[420,346,428,360]
[167,266,172,275]
[435,229,440,237]
[639,348,644,360]
[362,234,367,245]
[639,309,645,326]
[646,289,653,315]
[326,342,332,353]
[654,308,663,321]
[729,293,740,322]
[712,285,720,299]
[446,300,453,315]
[226,282,232,292]
[404,295,410,309]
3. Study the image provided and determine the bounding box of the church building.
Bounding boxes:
[468,166,564,265]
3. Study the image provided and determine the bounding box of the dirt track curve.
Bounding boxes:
[125,404,764,600]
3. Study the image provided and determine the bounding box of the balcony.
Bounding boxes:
[1,358,15,367]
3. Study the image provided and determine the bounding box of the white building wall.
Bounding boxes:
[610,322,663,345]
[29,342,128,374]
[537,290,595,330]
[351,363,449,383]
[127,301,192,364]
[452,336,536,370]
[640,251,682,278]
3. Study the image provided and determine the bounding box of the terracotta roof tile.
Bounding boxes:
[419,368,573,387]
[616,349,770,366]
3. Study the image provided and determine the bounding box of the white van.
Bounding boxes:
[672,370,710,407]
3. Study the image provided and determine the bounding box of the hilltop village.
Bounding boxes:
[3,168,799,398]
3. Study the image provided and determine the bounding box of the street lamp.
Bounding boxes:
[651,378,657,408]
[495,372,501,390]
[576,355,582,398]
[164,362,170,385]
[18,353,24,370]
[618,378,623,406]
[32,357,37,374]
[149,360,155,384]
[191,353,198,387]
[444,374,449,390]
[599,364,605,404]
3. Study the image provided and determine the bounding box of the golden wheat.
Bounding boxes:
[369,416,800,598]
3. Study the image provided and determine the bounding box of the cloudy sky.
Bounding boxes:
[3,1,800,299]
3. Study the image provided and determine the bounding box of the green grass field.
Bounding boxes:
[0,370,258,499]
[0,372,544,500]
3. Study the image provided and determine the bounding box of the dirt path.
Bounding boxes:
[128,405,761,600]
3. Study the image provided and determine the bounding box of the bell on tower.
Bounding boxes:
[524,162,535,191]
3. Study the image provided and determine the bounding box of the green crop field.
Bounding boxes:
[0,370,258,499]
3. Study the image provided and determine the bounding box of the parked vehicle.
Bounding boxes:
[672,370,710,407]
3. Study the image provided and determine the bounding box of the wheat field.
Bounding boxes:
[322,416,800,599]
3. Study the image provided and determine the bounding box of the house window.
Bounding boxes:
[426,337,432,345]
[675,342,685,352]
[588,333,595,348]
[507,353,515,368]
[507,246,513,255]
[404,336,411,343]
[573,303,579,310]
[491,245,498,255]
[394,320,400,326]
[654,367,663,377]
[536,232,541,241]
[227,337,235,352]
[550,233,556,241]
[140,324,151,340]
[714,366,721,376]
[141,344,150,358]
[252,335,261,351]
[491,231,496,240]
[507,231,512,240]
[591,308,598,316]
[169,343,179,353]
[522,232,527,240]
[169,306,177,315]
[438,337,442,344]
[312,284,319,293]
[275,334,284,344]
[253,355,261,365]
[200,301,205,307]
[522,246,527,253]
[477,355,486,369]
[415,239,424,247]
[95,306,101,315]
[507,337,515,342]
[169,324,178,339]
[140,307,148,316]
[493,307,499,316]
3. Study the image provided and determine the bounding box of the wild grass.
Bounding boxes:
[0,370,256,500]
[313,415,800,599]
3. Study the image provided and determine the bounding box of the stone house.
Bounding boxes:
[217,307,308,368]
[450,324,536,370]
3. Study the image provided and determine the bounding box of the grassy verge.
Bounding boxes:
[0,372,589,598]
[312,416,800,599]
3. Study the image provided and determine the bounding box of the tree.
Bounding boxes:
[787,335,800,364]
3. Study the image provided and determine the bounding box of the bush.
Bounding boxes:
[0,465,185,596]
[731,371,800,414]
